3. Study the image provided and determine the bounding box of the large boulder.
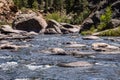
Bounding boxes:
[45,19,62,34]
[45,19,80,34]
[12,13,48,33]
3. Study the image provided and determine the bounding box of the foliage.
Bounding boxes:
[97,6,112,31]
[71,8,90,24]
[12,0,90,24]
[45,12,70,23]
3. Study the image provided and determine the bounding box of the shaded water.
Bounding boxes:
[0,34,120,80]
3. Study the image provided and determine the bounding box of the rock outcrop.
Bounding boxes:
[80,0,120,33]
[0,0,17,24]
[45,19,80,34]
[12,13,48,33]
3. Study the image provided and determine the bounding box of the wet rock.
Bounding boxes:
[41,48,66,55]
[48,48,66,55]
[60,23,80,33]
[27,31,38,35]
[69,51,96,58]
[58,61,93,67]
[82,36,100,40]
[63,41,77,45]
[46,19,62,34]
[45,28,60,34]
[0,43,29,50]
[12,13,47,33]
[92,42,119,51]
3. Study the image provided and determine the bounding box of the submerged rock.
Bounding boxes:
[0,43,29,50]
[82,36,100,40]
[41,48,66,55]
[58,61,93,67]
[92,42,119,51]
[65,43,86,48]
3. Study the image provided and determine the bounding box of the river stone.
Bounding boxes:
[12,13,47,33]
[58,61,92,67]
[69,51,96,58]
[60,23,80,33]
[0,43,29,50]
[92,42,119,51]
[45,28,60,34]
[49,48,66,55]
[82,36,100,40]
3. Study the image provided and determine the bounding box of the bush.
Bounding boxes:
[97,6,112,31]
[45,12,70,23]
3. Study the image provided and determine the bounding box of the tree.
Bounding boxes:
[27,0,34,8]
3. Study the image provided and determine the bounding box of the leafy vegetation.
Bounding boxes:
[97,6,112,31]
[45,12,70,23]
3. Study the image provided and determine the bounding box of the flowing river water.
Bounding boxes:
[0,34,120,80]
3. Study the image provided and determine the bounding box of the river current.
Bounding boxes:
[0,34,120,80]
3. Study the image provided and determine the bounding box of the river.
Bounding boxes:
[0,34,120,80]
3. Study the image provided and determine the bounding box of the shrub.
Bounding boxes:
[45,12,70,23]
[97,6,112,31]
